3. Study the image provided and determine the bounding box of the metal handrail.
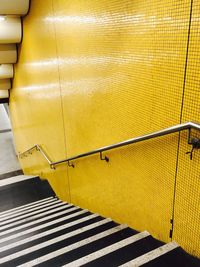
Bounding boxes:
[19,144,52,166]
[18,121,200,169]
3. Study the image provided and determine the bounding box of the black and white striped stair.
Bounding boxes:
[0,175,199,267]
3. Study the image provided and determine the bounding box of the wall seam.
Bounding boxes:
[51,0,71,202]
[171,0,194,239]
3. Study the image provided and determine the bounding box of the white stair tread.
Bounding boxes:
[17,223,126,267]
[0,200,64,226]
[0,177,195,267]
[0,209,87,244]
[0,206,77,237]
[0,213,100,253]
[0,217,112,264]
[119,241,179,266]
[0,197,54,217]
[63,231,150,267]
[0,197,59,221]
[0,175,38,187]
[0,203,72,231]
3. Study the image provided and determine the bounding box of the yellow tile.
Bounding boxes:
[9,0,199,257]
[52,0,191,243]
[173,0,200,257]
[10,0,70,201]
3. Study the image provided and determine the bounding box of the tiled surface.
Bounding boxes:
[172,0,200,257]
[9,0,70,202]
[10,0,200,257]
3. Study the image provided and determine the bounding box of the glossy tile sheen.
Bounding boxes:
[10,0,70,202]
[10,0,200,257]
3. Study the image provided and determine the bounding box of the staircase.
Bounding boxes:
[0,175,199,267]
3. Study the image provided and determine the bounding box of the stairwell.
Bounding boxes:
[0,174,199,267]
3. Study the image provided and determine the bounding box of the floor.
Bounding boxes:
[0,131,21,175]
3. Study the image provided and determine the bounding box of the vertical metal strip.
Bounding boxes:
[170,0,194,239]
[51,0,72,202]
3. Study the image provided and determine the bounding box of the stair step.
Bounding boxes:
[17,226,136,267]
[0,175,38,187]
[0,209,86,245]
[0,203,72,232]
[140,246,200,267]
[0,201,67,228]
[0,176,55,212]
[0,170,23,180]
[0,213,101,254]
[0,206,79,238]
[0,218,114,265]
[119,241,179,267]
[62,231,150,267]
[0,176,198,267]
[68,234,164,267]
[0,197,60,222]
[0,197,55,217]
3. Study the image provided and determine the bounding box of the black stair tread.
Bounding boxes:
[37,227,137,267]
[0,200,65,226]
[0,219,117,267]
[0,177,55,212]
[0,177,199,267]
[0,206,80,239]
[0,216,108,258]
[0,196,56,215]
[0,211,92,247]
[0,204,71,233]
[82,235,164,267]
[0,98,9,104]
[143,247,200,267]
[0,170,23,180]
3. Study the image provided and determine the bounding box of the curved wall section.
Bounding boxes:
[0,17,22,43]
[0,0,29,15]
[0,44,17,64]
[0,90,9,98]
[0,79,11,90]
[0,0,30,95]
[0,64,13,79]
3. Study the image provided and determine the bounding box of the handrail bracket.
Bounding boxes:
[186,128,200,160]
[68,161,75,168]
[100,152,109,163]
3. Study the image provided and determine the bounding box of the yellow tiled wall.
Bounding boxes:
[9,0,200,257]
[173,0,200,257]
